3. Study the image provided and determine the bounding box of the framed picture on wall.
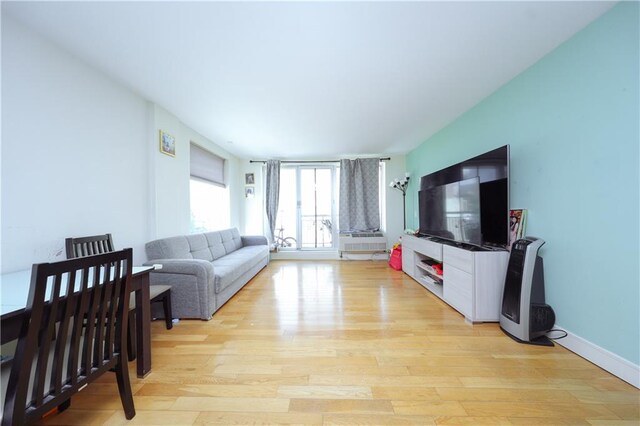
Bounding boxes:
[245,186,255,198]
[159,130,176,157]
[245,173,255,185]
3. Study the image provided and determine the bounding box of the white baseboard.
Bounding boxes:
[340,252,389,261]
[270,250,389,261]
[270,250,339,260]
[553,324,639,388]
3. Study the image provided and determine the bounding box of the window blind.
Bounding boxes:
[190,143,225,187]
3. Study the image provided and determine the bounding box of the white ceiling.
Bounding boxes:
[3,1,614,160]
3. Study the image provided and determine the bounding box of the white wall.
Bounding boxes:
[0,16,245,273]
[151,105,189,238]
[239,160,265,236]
[151,105,243,239]
[1,14,405,271]
[1,17,150,271]
[383,156,407,248]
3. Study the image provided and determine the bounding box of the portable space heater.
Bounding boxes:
[500,236,555,346]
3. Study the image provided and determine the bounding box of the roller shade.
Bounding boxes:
[190,143,225,187]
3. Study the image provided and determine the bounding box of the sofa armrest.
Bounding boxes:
[241,235,268,246]
[144,258,214,281]
[144,258,216,320]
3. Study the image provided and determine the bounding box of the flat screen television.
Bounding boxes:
[419,177,482,246]
[418,145,509,247]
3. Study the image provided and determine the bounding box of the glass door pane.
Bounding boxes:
[315,168,334,248]
[299,168,316,248]
[276,168,298,248]
[300,167,334,249]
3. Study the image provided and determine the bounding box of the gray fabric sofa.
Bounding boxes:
[144,228,269,320]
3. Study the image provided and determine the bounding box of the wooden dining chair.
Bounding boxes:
[65,234,115,258]
[1,249,136,425]
[65,234,173,360]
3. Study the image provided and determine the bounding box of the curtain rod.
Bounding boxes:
[250,158,391,164]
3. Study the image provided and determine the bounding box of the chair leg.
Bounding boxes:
[127,310,136,362]
[163,292,173,330]
[58,398,71,413]
[114,357,136,420]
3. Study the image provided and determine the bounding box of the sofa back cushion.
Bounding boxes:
[146,228,244,261]
[145,235,193,260]
[186,234,214,261]
[204,231,226,260]
[220,228,243,254]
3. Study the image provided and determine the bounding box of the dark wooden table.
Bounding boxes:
[0,266,154,378]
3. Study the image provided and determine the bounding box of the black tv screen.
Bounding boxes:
[419,177,482,246]
[418,145,509,247]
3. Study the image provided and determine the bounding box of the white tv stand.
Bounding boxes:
[402,234,509,322]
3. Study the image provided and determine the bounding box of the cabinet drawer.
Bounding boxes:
[444,284,472,318]
[444,265,473,300]
[402,235,442,261]
[421,240,443,261]
[443,245,473,273]
[444,265,473,317]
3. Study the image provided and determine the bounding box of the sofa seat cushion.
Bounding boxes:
[212,245,268,293]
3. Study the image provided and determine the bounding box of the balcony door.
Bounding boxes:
[276,165,337,249]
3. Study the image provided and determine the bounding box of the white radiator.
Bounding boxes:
[338,232,387,254]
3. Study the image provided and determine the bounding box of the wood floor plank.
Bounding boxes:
[136,383,279,398]
[391,400,468,416]
[103,410,200,425]
[277,385,373,399]
[36,260,638,425]
[434,416,513,425]
[323,413,437,425]
[36,409,117,425]
[436,387,580,402]
[193,411,323,425]
[461,401,620,419]
[171,396,290,413]
[371,386,440,401]
[508,418,591,425]
[289,398,394,414]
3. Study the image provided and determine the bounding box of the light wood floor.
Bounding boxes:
[40,260,639,425]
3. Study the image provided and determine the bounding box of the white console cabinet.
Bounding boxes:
[402,234,509,322]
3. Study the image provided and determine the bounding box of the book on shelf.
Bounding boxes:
[420,259,443,276]
[509,209,528,250]
[420,274,441,286]
[421,258,440,266]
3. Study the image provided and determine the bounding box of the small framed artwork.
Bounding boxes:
[245,173,255,185]
[159,130,176,157]
[245,186,255,198]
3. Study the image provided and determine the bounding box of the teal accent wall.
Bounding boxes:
[406,3,639,364]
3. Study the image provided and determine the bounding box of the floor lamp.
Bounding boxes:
[389,173,410,230]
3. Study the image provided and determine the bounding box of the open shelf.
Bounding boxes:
[415,261,443,283]
[417,273,443,298]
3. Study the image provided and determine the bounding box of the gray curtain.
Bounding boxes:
[339,158,380,232]
[265,160,280,242]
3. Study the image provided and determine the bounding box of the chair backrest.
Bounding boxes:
[65,234,114,259]
[2,249,133,425]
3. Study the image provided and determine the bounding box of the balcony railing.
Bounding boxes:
[300,214,333,248]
